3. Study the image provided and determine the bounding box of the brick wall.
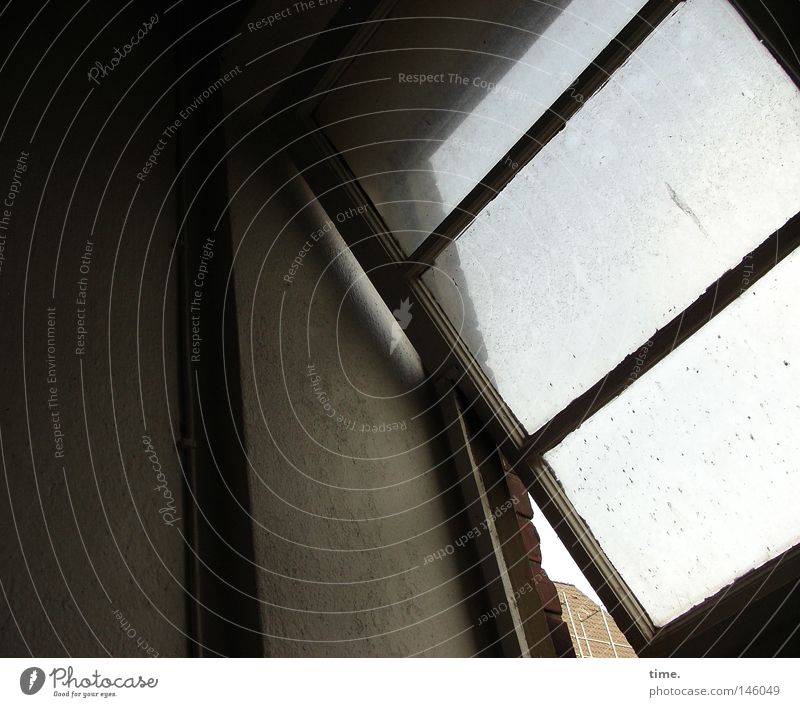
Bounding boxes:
[556,582,637,658]
[502,460,575,658]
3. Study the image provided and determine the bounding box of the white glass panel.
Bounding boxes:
[545,247,800,627]
[318,0,647,253]
[423,0,800,432]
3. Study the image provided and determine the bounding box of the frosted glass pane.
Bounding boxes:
[423,0,800,432]
[545,247,800,627]
[318,0,647,253]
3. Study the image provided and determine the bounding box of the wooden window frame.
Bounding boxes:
[268,0,800,655]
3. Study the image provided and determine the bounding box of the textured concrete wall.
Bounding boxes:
[223,147,493,657]
[0,2,187,657]
[218,2,495,656]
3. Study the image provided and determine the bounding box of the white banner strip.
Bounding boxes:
[0,658,797,706]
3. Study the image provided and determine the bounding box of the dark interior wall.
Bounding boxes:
[0,0,548,658]
[0,1,188,657]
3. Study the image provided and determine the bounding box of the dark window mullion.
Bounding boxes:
[728,0,800,91]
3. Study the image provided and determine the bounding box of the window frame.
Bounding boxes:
[270,0,800,655]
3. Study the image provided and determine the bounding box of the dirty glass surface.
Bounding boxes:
[423,0,800,433]
[545,247,800,626]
